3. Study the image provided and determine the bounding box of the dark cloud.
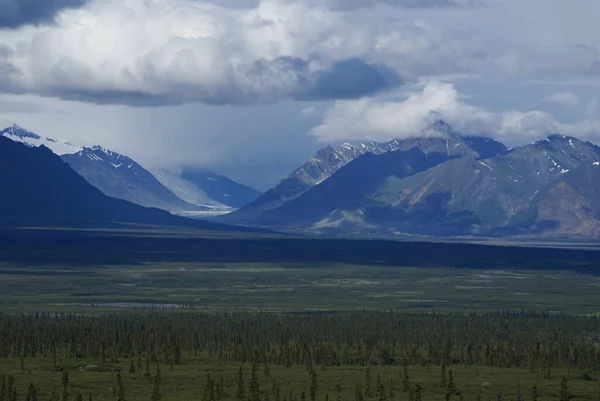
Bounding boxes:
[0,0,90,28]
[305,58,402,100]
[3,56,403,107]
[250,56,403,103]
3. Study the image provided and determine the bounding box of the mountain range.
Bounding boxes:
[223,122,600,238]
[1,124,260,214]
[3,121,600,238]
[0,135,249,232]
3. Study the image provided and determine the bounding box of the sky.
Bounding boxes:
[1,0,600,190]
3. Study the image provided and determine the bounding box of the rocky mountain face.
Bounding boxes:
[226,122,506,223]
[224,125,600,238]
[0,136,244,231]
[61,147,202,212]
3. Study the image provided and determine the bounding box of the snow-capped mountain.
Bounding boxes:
[2,124,257,214]
[224,121,505,222]
[1,124,81,155]
[0,135,250,232]
[224,123,600,238]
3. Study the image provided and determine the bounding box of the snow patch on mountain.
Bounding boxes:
[1,124,81,155]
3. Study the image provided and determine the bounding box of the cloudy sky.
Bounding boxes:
[1,0,600,190]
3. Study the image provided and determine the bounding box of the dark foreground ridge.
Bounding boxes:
[0,228,598,274]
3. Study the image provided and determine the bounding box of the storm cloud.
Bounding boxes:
[0,0,90,28]
[2,0,600,190]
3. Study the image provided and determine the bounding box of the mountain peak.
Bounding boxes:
[430,119,453,135]
[1,124,41,140]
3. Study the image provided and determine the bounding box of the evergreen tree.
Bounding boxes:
[446,370,456,395]
[203,374,212,401]
[560,378,569,401]
[354,387,363,401]
[61,371,69,391]
[402,367,410,393]
[440,364,447,388]
[144,359,151,381]
[249,363,260,401]
[155,364,162,385]
[376,382,386,401]
[310,370,318,401]
[1,375,6,401]
[414,385,422,401]
[116,370,125,401]
[25,383,37,401]
[236,368,245,401]
[150,374,161,401]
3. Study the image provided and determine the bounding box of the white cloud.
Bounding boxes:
[2,0,452,105]
[310,81,600,143]
[544,92,579,107]
[300,106,316,116]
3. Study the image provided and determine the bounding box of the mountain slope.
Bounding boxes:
[61,147,203,212]
[256,147,460,228]
[227,124,506,223]
[224,126,600,237]
[179,168,261,208]
[0,136,250,231]
[361,135,600,236]
[3,124,252,214]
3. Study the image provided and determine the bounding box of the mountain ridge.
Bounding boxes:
[222,125,600,238]
[0,136,256,233]
[2,124,260,213]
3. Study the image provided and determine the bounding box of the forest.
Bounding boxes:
[0,311,599,401]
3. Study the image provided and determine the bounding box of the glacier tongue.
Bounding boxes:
[151,168,231,210]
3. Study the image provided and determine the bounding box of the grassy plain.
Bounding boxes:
[1,228,600,400]
[2,356,600,401]
[1,262,600,314]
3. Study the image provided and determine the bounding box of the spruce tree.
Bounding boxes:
[414,385,422,401]
[150,375,161,401]
[61,371,69,391]
[354,387,363,401]
[440,364,447,388]
[25,383,37,401]
[116,370,125,401]
[402,367,410,392]
[376,383,385,401]
[447,370,456,395]
[310,370,318,401]
[560,378,569,401]
[249,363,260,401]
[236,368,245,401]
